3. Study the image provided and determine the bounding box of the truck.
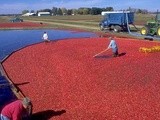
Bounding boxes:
[140,12,160,36]
[10,17,23,22]
[99,11,134,32]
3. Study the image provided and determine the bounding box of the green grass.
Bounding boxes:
[21,14,154,24]
[0,14,156,38]
[0,16,11,22]
[0,14,154,27]
[134,13,155,25]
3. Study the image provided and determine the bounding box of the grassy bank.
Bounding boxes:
[0,14,154,30]
[0,14,156,40]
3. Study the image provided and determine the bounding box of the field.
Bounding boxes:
[0,14,156,40]
[1,14,160,119]
[0,14,155,31]
[2,37,160,120]
[0,22,45,29]
[0,13,157,42]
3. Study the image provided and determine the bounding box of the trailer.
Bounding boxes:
[100,11,160,40]
[99,11,134,32]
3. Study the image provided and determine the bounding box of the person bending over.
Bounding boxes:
[1,97,32,120]
[106,37,119,57]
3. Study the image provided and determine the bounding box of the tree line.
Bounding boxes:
[22,7,113,15]
[22,7,150,16]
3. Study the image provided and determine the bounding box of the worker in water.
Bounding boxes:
[106,37,119,57]
[0,97,32,120]
[42,31,50,42]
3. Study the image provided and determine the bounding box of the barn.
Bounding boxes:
[38,12,50,16]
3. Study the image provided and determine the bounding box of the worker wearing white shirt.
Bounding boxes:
[42,32,50,42]
[106,37,119,57]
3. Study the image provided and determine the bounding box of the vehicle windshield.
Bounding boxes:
[103,14,108,20]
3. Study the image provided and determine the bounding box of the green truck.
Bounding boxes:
[10,17,23,22]
[140,13,160,36]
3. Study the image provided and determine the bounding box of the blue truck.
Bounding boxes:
[99,11,134,32]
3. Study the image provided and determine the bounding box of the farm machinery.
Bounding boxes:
[99,11,134,32]
[140,13,160,36]
[10,17,23,22]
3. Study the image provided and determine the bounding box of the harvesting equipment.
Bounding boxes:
[99,11,134,32]
[10,17,23,22]
[140,12,160,36]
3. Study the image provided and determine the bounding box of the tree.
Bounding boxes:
[77,8,90,15]
[126,8,148,14]
[37,9,51,13]
[52,7,58,15]
[57,8,63,15]
[83,8,90,15]
[105,7,114,11]
[22,10,29,14]
[61,7,67,15]
[72,9,78,15]
[78,8,84,15]
[90,7,102,15]
[30,10,35,13]
[67,9,72,15]
[126,7,137,12]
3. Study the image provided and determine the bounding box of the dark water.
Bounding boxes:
[0,76,17,111]
[0,29,97,110]
[0,29,97,60]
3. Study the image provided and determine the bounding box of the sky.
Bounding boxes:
[0,0,160,14]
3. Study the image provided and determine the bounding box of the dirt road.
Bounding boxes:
[25,20,99,31]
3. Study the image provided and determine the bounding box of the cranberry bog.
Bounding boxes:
[0,22,45,29]
[2,37,160,120]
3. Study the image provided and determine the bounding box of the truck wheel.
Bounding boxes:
[113,25,121,32]
[156,27,160,36]
[100,25,104,31]
[140,26,149,35]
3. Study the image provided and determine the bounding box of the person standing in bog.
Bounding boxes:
[42,32,50,42]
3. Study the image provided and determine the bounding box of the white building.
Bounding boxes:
[38,12,50,16]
